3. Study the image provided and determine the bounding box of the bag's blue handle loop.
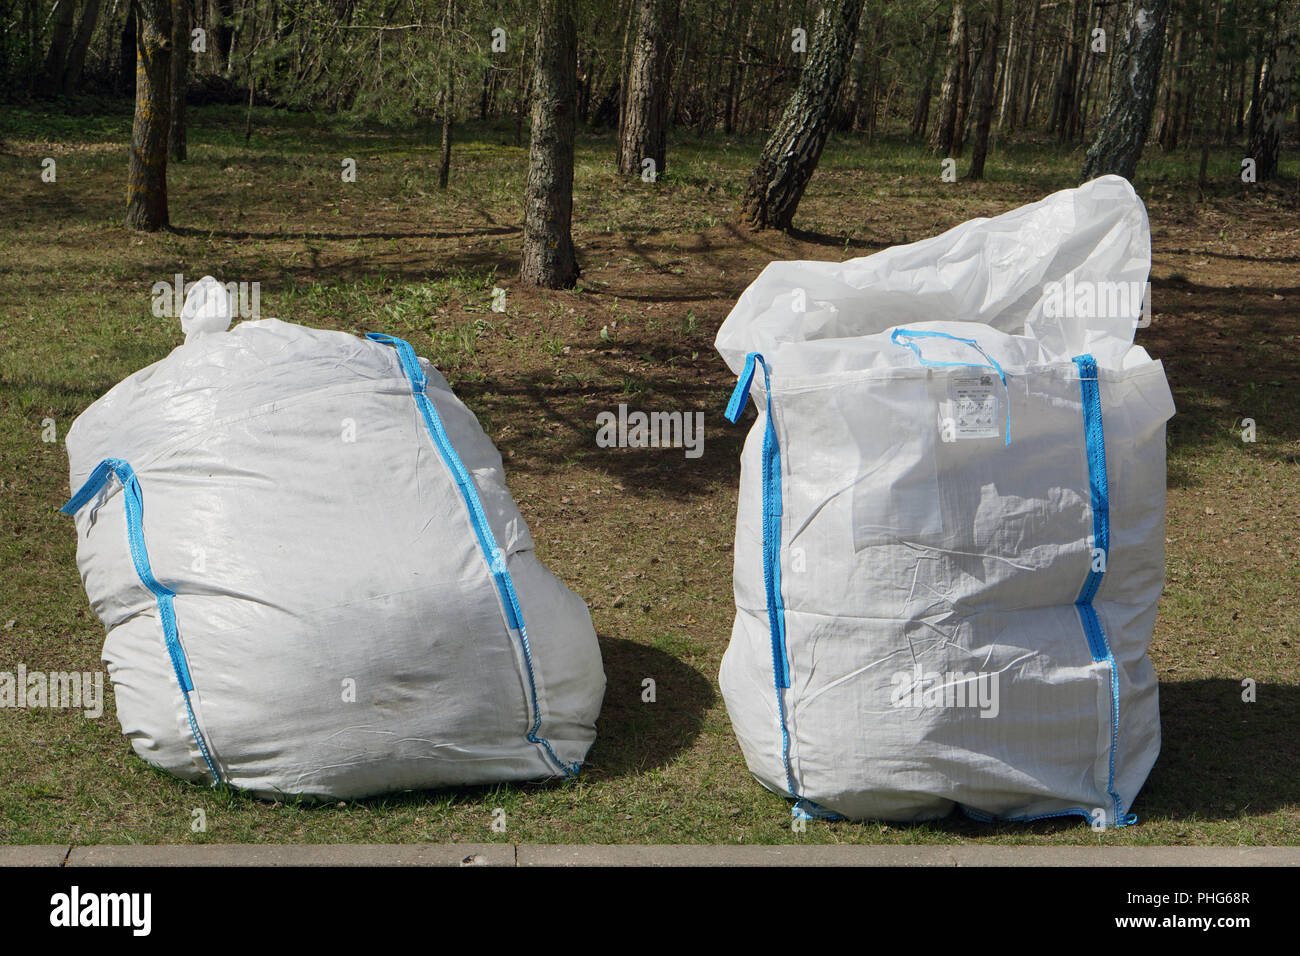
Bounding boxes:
[724,352,761,423]
[366,332,427,393]
[890,328,1012,445]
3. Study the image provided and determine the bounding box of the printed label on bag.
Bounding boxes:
[947,376,1000,439]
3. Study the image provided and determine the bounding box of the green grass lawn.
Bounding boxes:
[0,100,1296,845]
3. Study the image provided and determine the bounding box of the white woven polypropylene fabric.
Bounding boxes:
[64,301,604,799]
[716,176,1172,824]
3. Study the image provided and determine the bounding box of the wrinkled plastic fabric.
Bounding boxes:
[64,303,604,799]
[716,176,1172,824]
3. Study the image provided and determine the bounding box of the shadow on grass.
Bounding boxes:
[1139,678,1300,821]
[582,634,715,780]
[1143,275,1300,482]
[169,225,520,243]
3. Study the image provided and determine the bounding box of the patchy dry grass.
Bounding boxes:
[0,101,1296,845]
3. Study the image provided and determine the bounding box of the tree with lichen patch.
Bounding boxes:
[1080,0,1169,183]
[126,0,173,231]
[739,0,865,231]
[520,0,579,287]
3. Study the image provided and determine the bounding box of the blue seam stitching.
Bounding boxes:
[1073,354,1126,827]
[62,459,222,784]
[726,353,799,802]
[367,333,578,777]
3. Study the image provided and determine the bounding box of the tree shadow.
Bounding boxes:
[168,224,520,242]
[1142,275,1300,482]
[786,226,894,252]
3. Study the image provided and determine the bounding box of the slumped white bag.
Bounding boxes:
[717,176,1172,825]
[63,279,604,799]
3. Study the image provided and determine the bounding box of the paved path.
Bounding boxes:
[2,844,1297,866]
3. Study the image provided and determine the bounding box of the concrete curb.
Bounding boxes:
[60,844,515,867]
[0,846,71,867]
[2,844,1297,867]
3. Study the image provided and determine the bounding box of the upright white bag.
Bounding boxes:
[63,279,605,799]
[716,176,1172,825]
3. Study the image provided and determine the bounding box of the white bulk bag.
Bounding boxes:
[62,278,604,799]
[716,176,1172,825]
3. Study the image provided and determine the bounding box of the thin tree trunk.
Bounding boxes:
[698,3,739,135]
[1159,27,1184,149]
[213,0,234,72]
[437,0,455,188]
[731,0,759,135]
[952,14,974,153]
[1018,0,1039,127]
[62,0,104,93]
[438,76,454,189]
[1246,25,1266,144]
[41,0,79,94]
[969,0,1002,180]
[618,0,677,177]
[520,0,579,288]
[616,0,636,149]
[126,0,172,231]
[930,0,965,154]
[912,18,940,137]
[1080,0,1169,183]
[169,0,189,163]
[997,0,1018,129]
[739,0,865,230]
[514,36,530,146]
[1248,2,1297,181]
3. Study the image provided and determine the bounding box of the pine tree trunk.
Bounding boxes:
[438,76,454,190]
[1017,0,1039,127]
[930,0,965,154]
[615,0,635,148]
[912,20,940,137]
[952,16,973,153]
[520,0,579,288]
[739,0,865,231]
[169,0,188,163]
[618,0,676,178]
[1080,0,1169,183]
[998,0,1018,129]
[1247,5,1297,181]
[1246,30,1265,144]
[1159,27,1184,150]
[969,0,1002,180]
[514,36,530,147]
[126,0,172,231]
